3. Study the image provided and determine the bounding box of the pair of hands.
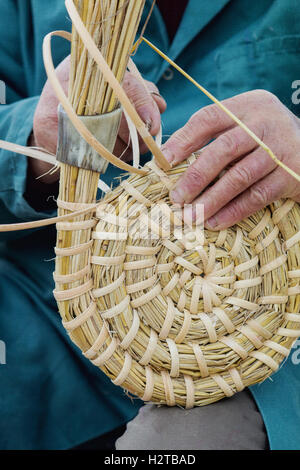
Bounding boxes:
[31,57,300,229]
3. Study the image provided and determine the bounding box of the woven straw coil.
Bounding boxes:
[54,156,300,408]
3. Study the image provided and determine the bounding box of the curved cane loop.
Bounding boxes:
[64,0,170,171]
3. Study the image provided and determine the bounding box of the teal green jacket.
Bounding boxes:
[1,0,300,450]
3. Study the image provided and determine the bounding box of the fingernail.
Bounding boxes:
[205,216,219,230]
[170,187,185,205]
[161,147,174,165]
[151,92,167,110]
[151,91,163,101]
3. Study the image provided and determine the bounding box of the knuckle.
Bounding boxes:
[248,118,271,143]
[146,80,159,94]
[217,131,240,155]
[253,89,280,106]
[132,93,150,109]
[249,185,270,207]
[123,71,136,86]
[228,165,253,190]
[197,105,221,129]
[123,75,142,100]
[257,119,271,142]
[34,110,57,132]
[172,127,195,154]
[186,163,206,189]
[226,201,243,221]
[188,166,202,182]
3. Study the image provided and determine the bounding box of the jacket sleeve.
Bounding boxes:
[0,1,57,242]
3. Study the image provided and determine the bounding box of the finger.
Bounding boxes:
[204,170,287,230]
[122,73,162,137]
[144,80,167,114]
[183,146,277,223]
[171,122,266,205]
[161,94,249,166]
[151,92,167,114]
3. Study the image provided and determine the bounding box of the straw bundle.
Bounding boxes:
[52,0,300,408]
[54,0,145,350]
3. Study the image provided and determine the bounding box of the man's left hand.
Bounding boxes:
[162,89,300,229]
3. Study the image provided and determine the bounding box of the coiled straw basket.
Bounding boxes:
[47,0,300,409]
[54,161,300,408]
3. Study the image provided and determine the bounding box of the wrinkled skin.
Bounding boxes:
[161,90,300,229]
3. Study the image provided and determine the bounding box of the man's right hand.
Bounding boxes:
[30,55,166,184]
